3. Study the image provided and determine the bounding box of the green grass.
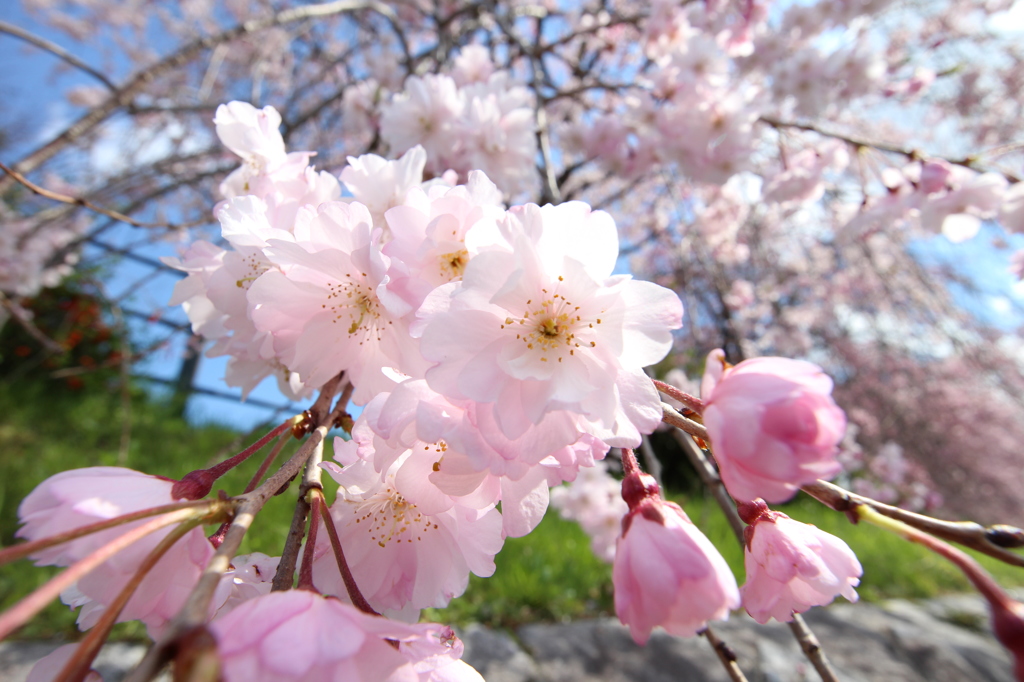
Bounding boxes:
[424,513,615,629]
[2,376,1023,640]
[0,378,312,639]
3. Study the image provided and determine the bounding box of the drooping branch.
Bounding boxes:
[759,115,1022,183]
[125,373,346,682]
[0,0,393,196]
[802,479,1024,568]
[0,160,206,230]
[0,20,116,91]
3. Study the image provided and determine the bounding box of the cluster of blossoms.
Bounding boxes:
[378,45,539,196]
[13,98,875,679]
[0,205,85,300]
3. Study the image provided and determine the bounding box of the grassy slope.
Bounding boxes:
[2,378,1022,638]
[0,379,307,639]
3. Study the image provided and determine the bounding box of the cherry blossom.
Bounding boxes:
[315,457,504,616]
[209,590,480,682]
[17,467,217,637]
[700,349,846,503]
[738,499,862,624]
[613,454,739,644]
[417,201,683,446]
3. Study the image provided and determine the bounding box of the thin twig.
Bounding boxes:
[0,0,387,195]
[661,402,710,441]
[702,626,749,682]
[802,479,1024,568]
[0,293,63,354]
[759,116,1021,183]
[0,20,116,91]
[0,160,199,230]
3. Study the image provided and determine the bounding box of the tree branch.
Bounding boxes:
[0,20,116,91]
[802,479,1024,568]
[759,115,1022,183]
[0,0,387,196]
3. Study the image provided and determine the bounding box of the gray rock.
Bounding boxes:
[0,595,1016,681]
[0,641,167,682]
[460,623,540,682]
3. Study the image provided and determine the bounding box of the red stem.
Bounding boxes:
[0,508,201,640]
[243,428,293,494]
[0,499,213,567]
[316,491,379,615]
[653,379,704,414]
[621,447,641,477]
[55,520,201,682]
[172,420,293,499]
[297,493,322,592]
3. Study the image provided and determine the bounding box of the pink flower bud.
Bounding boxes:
[612,486,739,644]
[738,499,862,624]
[701,350,846,503]
[17,467,216,636]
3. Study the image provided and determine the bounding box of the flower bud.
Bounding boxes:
[613,494,739,644]
[740,499,862,624]
[701,349,845,503]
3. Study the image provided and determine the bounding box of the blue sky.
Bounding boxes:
[4,2,1024,431]
[1,5,308,431]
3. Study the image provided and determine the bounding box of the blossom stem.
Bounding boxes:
[0,499,215,568]
[125,374,347,682]
[856,505,1012,608]
[701,626,749,682]
[0,506,217,641]
[802,478,1024,567]
[653,379,704,415]
[620,446,641,477]
[661,402,710,441]
[315,488,379,616]
[171,418,299,499]
[297,491,322,592]
[271,383,343,591]
[243,426,295,493]
[55,518,204,682]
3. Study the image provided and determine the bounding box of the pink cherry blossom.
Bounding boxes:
[210,590,476,682]
[247,200,416,403]
[417,201,683,446]
[17,467,217,637]
[738,499,861,624]
[613,465,739,644]
[700,349,846,503]
[315,457,503,616]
